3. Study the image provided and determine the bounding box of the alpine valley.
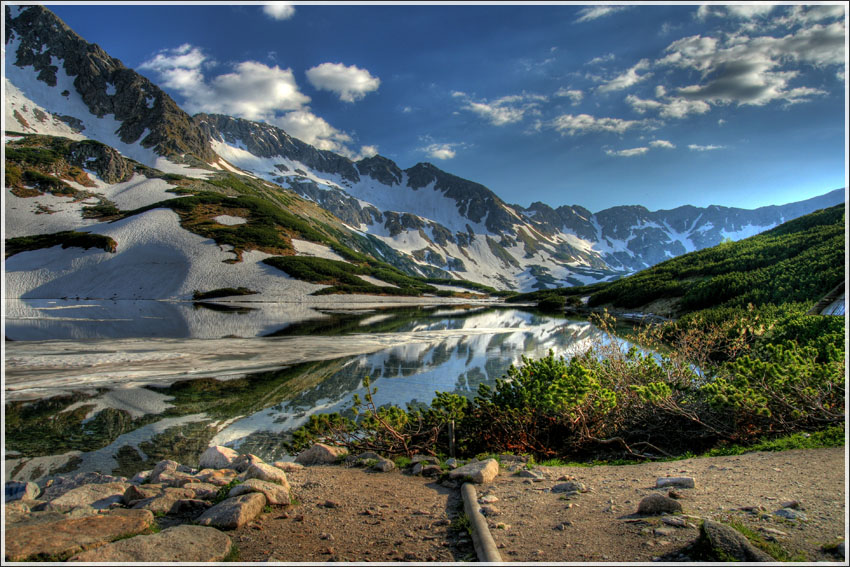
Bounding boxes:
[4,5,844,301]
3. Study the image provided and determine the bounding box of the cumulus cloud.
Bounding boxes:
[305,62,381,103]
[262,3,295,21]
[697,4,776,21]
[625,93,709,119]
[423,143,457,160]
[658,22,841,107]
[650,139,675,149]
[605,146,649,157]
[597,59,652,93]
[688,144,725,151]
[575,6,627,23]
[550,113,645,136]
[140,45,374,157]
[457,93,547,126]
[555,88,584,105]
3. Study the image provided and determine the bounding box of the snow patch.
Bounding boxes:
[291,239,349,262]
[105,82,116,96]
[213,215,248,226]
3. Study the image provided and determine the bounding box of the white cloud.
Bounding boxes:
[625,94,663,114]
[355,145,379,160]
[555,88,584,105]
[140,46,310,120]
[305,62,380,103]
[575,6,627,23]
[649,139,675,149]
[597,59,652,93]
[423,143,457,160]
[626,94,709,119]
[688,144,725,152]
[458,93,546,126]
[550,113,644,136]
[271,110,354,153]
[262,3,295,21]
[697,5,775,21]
[587,52,616,65]
[605,146,649,157]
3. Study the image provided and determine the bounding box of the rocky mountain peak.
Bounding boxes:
[356,155,402,186]
[5,5,213,162]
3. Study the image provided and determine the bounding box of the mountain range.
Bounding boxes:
[4,5,845,299]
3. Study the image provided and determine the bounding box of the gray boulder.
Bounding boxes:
[552,481,587,493]
[229,479,291,505]
[198,446,240,470]
[196,492,266,530]
[294,443,348,465]
[46,482,129,511]
[69,524,232,562]
[448,459,499,484]
[637,493,682,515]
[244,463,290,489]
[656,476,695,489]
[700,520,773,562]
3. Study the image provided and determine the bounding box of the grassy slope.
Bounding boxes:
[510,204,845,317]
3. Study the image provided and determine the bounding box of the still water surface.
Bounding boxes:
[4,301,627,482]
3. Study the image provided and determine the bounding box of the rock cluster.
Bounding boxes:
[3,446,296,562]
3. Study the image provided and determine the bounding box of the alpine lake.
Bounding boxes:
[4,299,633,482]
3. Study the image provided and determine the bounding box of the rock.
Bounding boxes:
[153,471,196,488]
[46,482,129,511]
[149,460,179,483]
[552,481,587,494]
[637,493,683,515]
[195,468,239,486]
[273,461,304,473]
[656,477,695,489]
[517,469,544,480]
[5,481,41,502]
[196,493,267,530]
[420,464,442,477]
[4,509,154,561]
[837,542,846,559]
[294,443,348,465]
[69,524,232,562]
[346,451,383,465]
[661,516,688,527]
[123,484,162,505]
[130,470,151,484]
[445,458,460,469]
[198,446,240,470]
[699,520,773,562]
[759,527,788,537]
[182,482,220,500]
[654,526,675,537]
[779,499,800,509]
[233,454,265,473]
[38,472,127,501]
[411,455,441,465]
[479,494,499,504]
[244,463,291,490]
[448,458,499,484]
[131,487,202,515]
[229,479,291,505]
[371,458,396,472]
[4,500,34,524]
[480,505,501,516]
[774,508,807,521]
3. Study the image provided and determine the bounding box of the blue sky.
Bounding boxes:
[46,2,847,213]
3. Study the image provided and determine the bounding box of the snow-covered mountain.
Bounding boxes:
[4,5,845,298]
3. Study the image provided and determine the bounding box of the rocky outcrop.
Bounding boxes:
[6,5,214,161]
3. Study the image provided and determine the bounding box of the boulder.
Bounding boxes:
[4,508,153,561]
[273,461,304,473]
[39,472,127,501]
[371,457,396,472]
[46,482,129,511]
[244,463,290,490]
[656,477,695,489]
[420,465,442,477]
[449,458,499,484]
[131,487,206,515]
[123,484,162,506]
[130,470,151,484]
[411,455,441,465]
[149,460,179,483]
[198,446,240,470]
[229,479,291,505]
[195,468,238,486]
[295,443,348,465]
[232,453,265,473]
[552,481,587,494]
[5,481,41,502]
[182,482,220,500]
[69,525,232,562]
[196,492,266,530]
[700,520,773,562]
[152,471,196,488]
[637,493,682,515]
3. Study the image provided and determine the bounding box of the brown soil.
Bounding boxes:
[233,447,845,563]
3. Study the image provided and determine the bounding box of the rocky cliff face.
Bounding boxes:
[5,5,213,162]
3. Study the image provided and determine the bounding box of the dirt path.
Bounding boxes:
[234,447,845,562]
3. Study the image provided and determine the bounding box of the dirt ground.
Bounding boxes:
[234,447,846,563]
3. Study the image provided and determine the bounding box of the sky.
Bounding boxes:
[38,2,849,213]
